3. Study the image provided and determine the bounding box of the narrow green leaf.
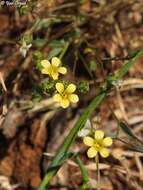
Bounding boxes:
[118,122,138,139]
[33,38,47,47]
[115,49,143,79]
[39,49,143,190]
[107,49,143,82]
[129,145,143,153]
[49,39,65,47]
[118,122,143,144]
[118,122,143,153]
[47,48,62,60]
[39,91,106,190]
[32,18,62,31]
[76,156,89,190]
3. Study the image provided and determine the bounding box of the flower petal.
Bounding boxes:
[51,72,59,80]
[58,67,67,74]
[20,47,27,57]
[27,44,32,49]
[66,84,76,94]
[60,99,70,108]
[87,147,97,158]
[41,68,50,75]
[53,94,62,102]
[94,130,104,140]
[41,60,51,68]
[103,137,113,147]
[51,57,61,67]
[99,148,109,158]
[56,83,64,93]
[68,94,79,103]
[83,136,94,146]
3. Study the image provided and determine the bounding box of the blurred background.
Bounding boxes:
[0,0,143,189]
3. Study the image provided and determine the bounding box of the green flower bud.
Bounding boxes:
[33,51,43,61]
[42,80,55,95]
[22,33,33,44]
[78,81,89,94]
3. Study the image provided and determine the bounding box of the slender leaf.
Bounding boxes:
[39,49,143,190]
[33,38,47,47]
[39,91,106,190]
[48,48,62,60]
[118,122,143,153]
[76,156,89,190]
[107,49,143,82]
[118,122,137,138]
[49,39,66,47]
[129,145,143,153]
[118,122,143,144]
[115,49,143,79]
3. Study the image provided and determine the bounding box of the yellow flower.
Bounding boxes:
[41,57,67,80]
[83,130,113,158]
[53,82,79,108]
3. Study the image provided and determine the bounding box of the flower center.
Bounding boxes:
[61,92,68,99]
[51,66,58,74]
[93,141,103,150]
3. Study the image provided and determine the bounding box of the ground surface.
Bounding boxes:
[0,0,143,190]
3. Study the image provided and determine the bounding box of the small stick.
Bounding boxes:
[0,72,7,92]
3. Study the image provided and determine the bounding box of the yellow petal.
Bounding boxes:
[95,130,104,140]
[87,147,97,158]
[99,148,109,158]
[51,57,61,67]
[65,84,76,94]
[41,68,50,75]
[41,60,51,68]
[83,136,94,146]
[53,94,62,102]
[60,99,69,108]
[56,83,64,93]
[103,137,113,147]
[51,72,59,80]
[58,67,67,74]
[68,94,79,103]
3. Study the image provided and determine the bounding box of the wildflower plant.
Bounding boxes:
[37,56,79,109]
[53,82,79,108]
[41,57,67,80]
[14,6,143,190]
[83,130,113,158]
[20,40,32,57]
[19,34,33,57]
[78,119,113,189]
[37,49,143,190]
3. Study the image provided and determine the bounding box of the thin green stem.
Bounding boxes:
[38,49,143,190]
[78,53,94,78]
[73,48,78,75]
[59,42,70,60]
[96,154,100,190]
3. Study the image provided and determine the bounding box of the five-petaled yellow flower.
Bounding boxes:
[41,57,67,80]
[83,130,113,158]
[53,82,79,108]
